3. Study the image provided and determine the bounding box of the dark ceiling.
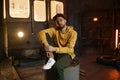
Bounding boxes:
[67,0,120,13]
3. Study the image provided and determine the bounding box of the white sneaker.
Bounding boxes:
[43,58,55,70]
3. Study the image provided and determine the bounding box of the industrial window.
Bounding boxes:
[34,0,46,22]
[9,0,30,18]
[51,1,64,18]
[3,0,6,19]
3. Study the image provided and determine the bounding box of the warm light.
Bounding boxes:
[51,1,64,19]
[9,0,30,18]
[115,29,118,48]
[108,69,120,80]
[34,0,46,21]
[93,17,98,21]
[3,0,6,19]
[18,31,24,38]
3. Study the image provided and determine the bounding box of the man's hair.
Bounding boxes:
[53,13,66,21]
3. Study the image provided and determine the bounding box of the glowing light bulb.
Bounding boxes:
[18,31,24,38]
[93,17,98,22]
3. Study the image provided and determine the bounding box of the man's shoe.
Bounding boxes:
[43,58,55,70]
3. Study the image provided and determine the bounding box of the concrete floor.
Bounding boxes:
[15,54,120,80]
[1,46,119,80]
[79,54,120,80]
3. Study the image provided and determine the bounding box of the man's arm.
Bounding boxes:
[43,31,77,54]
[38,28,56,57]
[38,28,55,44]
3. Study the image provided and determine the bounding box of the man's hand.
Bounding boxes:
[45,45,56,52]
[43,42,56,52]
[46,52,54,58]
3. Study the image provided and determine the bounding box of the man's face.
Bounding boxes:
[55,17,66,30]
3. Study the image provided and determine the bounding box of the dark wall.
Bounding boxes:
[65,0,120,55]
[0,0,6,62]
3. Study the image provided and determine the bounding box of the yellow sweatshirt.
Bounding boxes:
[38,26,77,59]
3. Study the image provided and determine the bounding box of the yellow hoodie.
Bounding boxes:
[38,26,77,59]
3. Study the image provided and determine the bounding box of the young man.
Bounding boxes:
[38,13,77,80]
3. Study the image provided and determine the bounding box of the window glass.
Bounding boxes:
[9,0,30,18]
[34,0,46,22]
[51,1,64,18]
[3,0,6,19]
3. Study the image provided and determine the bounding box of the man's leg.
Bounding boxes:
[40,33,54,58]
[42,33,55,70]
[54,54,72,80]
[45,33,72,80]
[46,33,55,46]
[45,33,55,61]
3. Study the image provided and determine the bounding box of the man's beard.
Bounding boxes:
[58,24,66,30]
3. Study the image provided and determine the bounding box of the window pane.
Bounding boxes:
[3,0,6,19]
[9,0,30,18]
[51,1,64,18]
[34,0,46,22]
